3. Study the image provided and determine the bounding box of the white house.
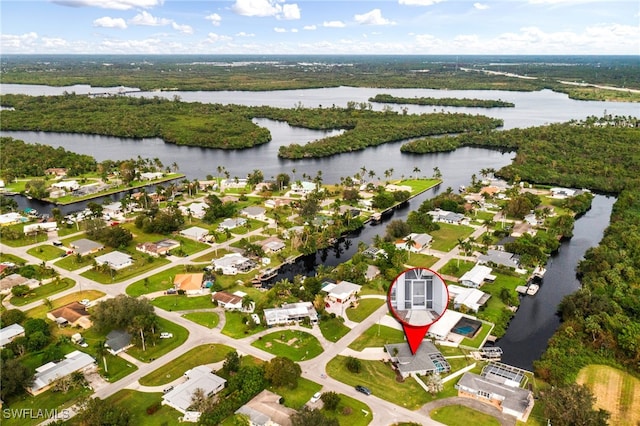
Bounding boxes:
[30,350,95,395]
[179,202,208,220]
[51,180,80,191]
[218,217,247,231]
[180,226,209,241]
[290,181,316,195]
[458,264,496,288]
[395,233,432,253]
[211,290,254,312]
[447,284,491,313]
[550,187,577,198]
[94,251,133,270]
[428,209,468,225]
[384,341,451,378]
[23,222,58,234]
[0,212,26,226]
[0,323,25,347]
[162,366,227,421]
[220,178,248,190]
[478,249,521,270]
[241,206,267,221]
[212,253,255,275]
[325,280,362,304]
[263,302,318,326]
[140,172,164,181]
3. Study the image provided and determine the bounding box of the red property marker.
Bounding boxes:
[387,267,449,354]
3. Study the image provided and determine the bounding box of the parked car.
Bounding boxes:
[309,392,322,404]
[160,332,173,339]
[52,241,63,247]
[163,385,174,393]
[166,288,177,295]
[79,299,91,306]
[355,385,371,395]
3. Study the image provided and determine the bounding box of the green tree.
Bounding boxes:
[0,358,33,400]
[77,397,132,426]
[320,391,341,411]
[223,350,241,374]
[345,356,362,373]
[1,309,26,327]
[291,408,339,426]
[541,384,609,426]
[264,356,301,389]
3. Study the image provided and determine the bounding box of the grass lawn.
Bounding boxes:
[406,252,439,268]
[126,265,203,296]
[0,230,49,247]
[182,311,220,328]
[120,222,210,256]
[324,393,373,426]
[151,294,213,311]
[430,405,500,426]
[81,255,170,284]
[461,322,493,349]
[55,252,96,271]
[349,324,405,351]
[9,278,75,306]
[98,352,139,382]
[270,376,322,410]
[345,298,385,323]
[399,178,441,195]
[230,219,268,235]
[26,244,66,261]
[126,316,188,363]
[429,223,475,252]
[251,329,323,361]
[476,272,526,337]
[25,290,105,318]
[0,252,27,265]
[221,311,266,338]
[439,259,475,278]
[2,386,92,426]
[190,248,231,262]
[319,316,351,342]
[103,390,182,426]
[140,343,234,386]
[326,356,454,410]
[577,364,640,426]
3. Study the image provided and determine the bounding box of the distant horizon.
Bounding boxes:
[1,1,638,55]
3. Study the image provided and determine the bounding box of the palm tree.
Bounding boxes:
[171,162,179,173]
[413,166,421,180]
[432,166,442,180]
[241,295,254,312]
[404,235,415,263]
[368,170,376,181]
[96,340,108,373]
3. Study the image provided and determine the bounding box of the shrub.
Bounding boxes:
[346,356,362,373]
[342,406,352,416]
[146,402,161,415]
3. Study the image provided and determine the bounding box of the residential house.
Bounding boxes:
[174,273,205,295]
[47,302,92,329]
[179,202,208,220]
[218,217,247,231]
[290,181,316,195]
[385,184,412,192]
[395,233,432,253]
[362,246,386,259]
[136,239,181,257]
[384,341,451,379]
[428,209,468,225]
[456,369,534,422]
[478,249,521,270]
[241,206,267,221]
[447,285,491,313]
[235,390,296,426]
[458,264,496,289]
[0,324,25,347]
[140,172,164,181]
[70,238,104,256]
[45,168,68,177]
[51,180,80,192]
[105,330,133,355]
[550,187,577,198]
[29,350,95,395]
[263,302,318,327]
[94,251,133,270]
[260,237,285,254]
[212,253,255,275]
[264,198,292,209]
[23,222,58,234]
[427,309,481,341]
[162,366,227,421]
[325,280,362,304]
[102,202,123,218]
[494,236,516,251]
[220,178,248,190]
[180,226,210,241]
[212,290,254,312]
[0,273,39,295]
[0,212,26,226]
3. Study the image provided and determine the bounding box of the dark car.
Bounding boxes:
[355,385,371,395]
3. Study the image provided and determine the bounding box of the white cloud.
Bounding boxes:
[172,22,193,34]
[303,24,317,30]
[53,0,162,10]
[231,0,301,20]
[354,9,395,26]
[473,2,489,10]
[206,33,232,43]
[42,37,69,48]
[274,27,287,32]
[291,28,298,33]
[398,0,445,6]
[130,11,171,26]
[281,4,301,20]
[1,32,39,50]
[93,16,127,29]
[323,20,346,28]
[205,13,222,26]
[236,31,255,37]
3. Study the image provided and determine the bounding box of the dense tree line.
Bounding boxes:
[0,137,96,182]
[369,93,515,108]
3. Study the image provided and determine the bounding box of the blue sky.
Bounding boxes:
[1,0,638,54]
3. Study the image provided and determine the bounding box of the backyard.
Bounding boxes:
[251,329,323,361]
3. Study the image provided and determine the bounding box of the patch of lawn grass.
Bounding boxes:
[126,316,188,363]
[103,390,183,426]
[0,253,27,265]
[26,244,65,261]
[429,223,475,252]
[399,178,441,195]
[80,254,170,284]
[140,343,234,386]
[349,324,405,351]
[476,272,526,337]
[406,252,439,268]
[319,316,351,342]
[9,278,75,306]
[151,294,213,311]
[326,355,438,410]
[221,311,266,339]
[2,386,92,426]
[252,329,323,361]
[55,252,96,271]
[439,259,475,278]
[231,219,267,235]
[270,376,322,410]
[324,393,373,426]
[345,298,385,323]
[191,248,231,262]
[182,311,219,328]
[431,405,500,426]
[127,266,198,297]
[99,352,139,382]
[25,290,105,318]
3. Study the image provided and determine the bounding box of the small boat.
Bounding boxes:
[459,185,466,193]
[526,284,539,295]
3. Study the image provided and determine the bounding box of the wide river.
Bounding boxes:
[1,83,635,369]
